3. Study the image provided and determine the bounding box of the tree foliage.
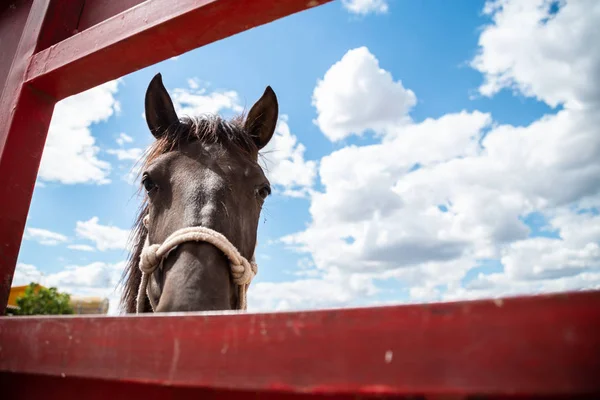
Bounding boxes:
[13,283,74,315]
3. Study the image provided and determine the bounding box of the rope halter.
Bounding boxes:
[136,215,257,313]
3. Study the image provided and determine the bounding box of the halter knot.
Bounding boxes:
[231,258,258,286]
[140,244,161,274]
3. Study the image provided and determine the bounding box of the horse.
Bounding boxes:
[119,73,277,313]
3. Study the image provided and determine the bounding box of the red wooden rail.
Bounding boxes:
[1,1,600,398]
[2,291,600,398]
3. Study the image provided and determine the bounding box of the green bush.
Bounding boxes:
[13,283,74,315]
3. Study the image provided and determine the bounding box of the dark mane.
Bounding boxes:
[119,113,258,313]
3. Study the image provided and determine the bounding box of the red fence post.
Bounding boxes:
[0,0,55,315]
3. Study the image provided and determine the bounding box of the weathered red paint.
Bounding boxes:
[1,291,600,397]
[26,0,332,101]
[77,0,148,32]
[35,0,85,52]
[0,0,33,87]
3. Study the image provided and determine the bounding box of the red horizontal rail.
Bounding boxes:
[1,291,599,397]
[25,0,332,101]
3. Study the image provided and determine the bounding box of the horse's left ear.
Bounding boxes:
[145,73,179,139]
[245,86,278,150]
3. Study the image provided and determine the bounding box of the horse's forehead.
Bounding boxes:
[183,141,247,165]
[169,141,260,183]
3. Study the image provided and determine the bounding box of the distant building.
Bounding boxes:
[7,284,109,315]
[69,295,110,314]
[7,283,43,306]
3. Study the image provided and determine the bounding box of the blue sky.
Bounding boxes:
[15,0,600,313]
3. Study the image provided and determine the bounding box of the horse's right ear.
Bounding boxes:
[145,73,179,139]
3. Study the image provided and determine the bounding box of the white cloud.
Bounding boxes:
[248,268,377,311]
[450,271,600,302]
[12,263,44,286]
[116,133,133,146]
[122,162,143,186]
[312,46,416,141]
[471,0,600,110]
[75,217,130,251]
[23,227,68,246]
[106,147,144,161]
[187,78,200,89]
[342,0,389,15]
[435,207,600,302]
[67,244,96,252]
[500,237,599,282]
[108,132,143,183]
[171,80,243,117]
[260,116,317,197]
[45,261,125,290]
[39,80,121,184]
[548,208,600,247]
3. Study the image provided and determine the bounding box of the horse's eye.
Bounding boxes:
[256,184,271,200]
[142,174,157,193]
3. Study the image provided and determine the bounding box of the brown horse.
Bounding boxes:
[120,73,277,313]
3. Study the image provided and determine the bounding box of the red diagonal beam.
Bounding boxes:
[1,291,600,397]
[26,0,332,101]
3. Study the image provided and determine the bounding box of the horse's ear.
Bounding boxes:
[145,73,179,139]
[245,86,278,150]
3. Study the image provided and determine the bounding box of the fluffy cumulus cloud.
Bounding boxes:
[107,131,145,185]
[312,46,416,141]
[75,217,131,251]
[67,244,96,252]
[24,227,68,246]
[451,208,600,299]
[471,0,600,110]
[254,0,600,310]
[44,261,125,292]
[39,80,121,185]
[249,272,377,311]
[341,0,389,15]
[106,147,144,161]
[115,133,133,146]
[12,263,45,286]
[170,80,243,117]
[260,116,317,197]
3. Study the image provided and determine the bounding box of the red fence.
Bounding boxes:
[1,1,599,398]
